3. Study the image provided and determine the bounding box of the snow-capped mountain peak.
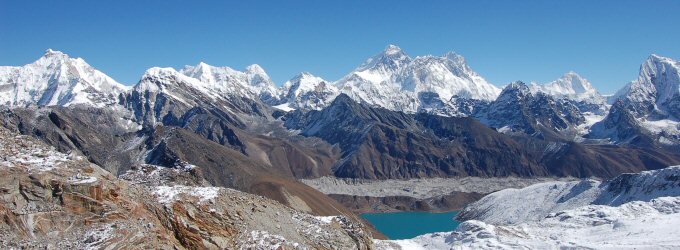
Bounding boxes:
[612,54,680,104]
[142,66,175,76]
[334,45,501,115]
[0,49,127,107]
[531,71,602,102]
[284,72,327,92]
[355,44,412,73]
[480,80,587,135]
[182,62,240,84]
[278,72,338,111]
[443,51,466,65]
[639,54,680,105]
[552,71,594,94]
[243,64,281,103]
[384,44,402,54]
[245,64,267,76]
[504,81,531,93]
[589,54,680,146]
[608,54,680,116]
[493,81,532,104]
[648,53,677,64]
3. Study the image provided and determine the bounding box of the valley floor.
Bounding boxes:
[302,176,576,200]
[302,176,576,213]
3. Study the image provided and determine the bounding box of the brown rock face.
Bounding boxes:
[0,127,377,249]
[0,127,182,249]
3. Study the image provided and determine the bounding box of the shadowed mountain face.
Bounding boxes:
[284,94,680,179]
[477,81,586,139]
[0,106,365,225]
[0,126,377,249]
[282,94,543,179]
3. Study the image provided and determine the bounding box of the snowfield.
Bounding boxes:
[377,166,680,249]
[379,197,680,249]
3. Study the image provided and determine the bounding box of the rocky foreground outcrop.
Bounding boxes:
[0,126,374,249]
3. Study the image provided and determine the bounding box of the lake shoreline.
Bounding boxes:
[328,191,485,214]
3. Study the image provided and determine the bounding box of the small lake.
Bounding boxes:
[362,211,461,240]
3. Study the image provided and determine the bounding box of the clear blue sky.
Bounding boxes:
[1,0,679,94]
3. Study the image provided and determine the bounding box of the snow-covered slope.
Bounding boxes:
[379,197,680,250]
[457,166,680,224]
[458,180,602,225]
[0,49,128,107]
[277,72,339,111]
[377,166,680,249]
[399,52,500,101]
[335,45,500,116]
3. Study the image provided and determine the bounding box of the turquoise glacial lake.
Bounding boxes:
[361,211,461,240]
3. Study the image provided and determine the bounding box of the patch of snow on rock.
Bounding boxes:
[153,185,220,204]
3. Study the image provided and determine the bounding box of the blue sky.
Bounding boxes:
[1,0,679,94]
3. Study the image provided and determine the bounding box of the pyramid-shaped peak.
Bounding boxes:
[197,61,211,67]
[559,71,588,83]
[564,70,580,76]
[384,44,404,55]
[356,44,412,72]
[290,72,317,80]
[504,81,531,92]
[246,64,267,74]
[299,71,315,77]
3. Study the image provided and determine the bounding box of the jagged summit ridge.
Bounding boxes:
[180,62,280,102]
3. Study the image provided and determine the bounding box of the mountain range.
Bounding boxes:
[1,45,679,217]
[4,45,677,144]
